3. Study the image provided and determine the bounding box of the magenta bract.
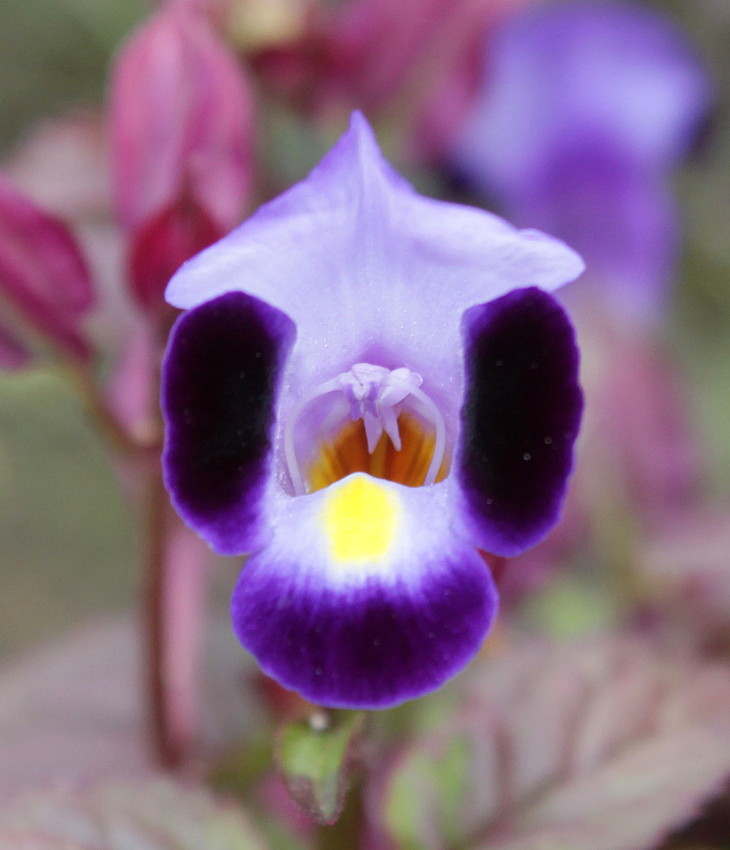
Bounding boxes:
[0,173,94,360]
[109,5,255,234]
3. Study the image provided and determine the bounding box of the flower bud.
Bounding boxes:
[129,187,222,312]
[0,173,94,360]
[110,5,255,234]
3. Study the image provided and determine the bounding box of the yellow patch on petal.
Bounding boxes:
[325,475,399,563]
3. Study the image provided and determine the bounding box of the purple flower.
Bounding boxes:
[161,114,584,709]
[452,1,710,323]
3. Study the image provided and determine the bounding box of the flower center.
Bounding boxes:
[284,363,447,495]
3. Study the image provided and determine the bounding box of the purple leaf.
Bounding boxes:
[0,779,269,849]
[0,618,262,804]
[639,505,730,644]
[373,636,730,850]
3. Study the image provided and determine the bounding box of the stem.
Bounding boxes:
[64,357,154,456]
[63,338,204,770]
[139,422,209,770]
[142,470,178,766]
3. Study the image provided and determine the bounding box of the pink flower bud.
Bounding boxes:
[110,5,255,234]
[0,173,94,360]
[129,188,222,312]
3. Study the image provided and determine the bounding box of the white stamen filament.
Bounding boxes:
[385,375,447,487]
[284,377,341,495]
[283,365,447,494]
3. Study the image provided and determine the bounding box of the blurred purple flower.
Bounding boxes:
[109,3,255,311]
[0,173,95,362]
[452,0,710,322]
[160,113,584,709]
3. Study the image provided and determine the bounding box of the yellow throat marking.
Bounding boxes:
[325,476,399,563]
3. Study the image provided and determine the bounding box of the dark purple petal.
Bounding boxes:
[162,291,295,555]
[231,475,498,709]
[457,287,582,557]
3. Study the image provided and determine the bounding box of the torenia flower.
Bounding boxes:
[162,114,584,709]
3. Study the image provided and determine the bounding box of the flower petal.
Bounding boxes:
[457,287,582,557]
[231,473,497,708]
[166,113,583,418]
[162,291,295,555]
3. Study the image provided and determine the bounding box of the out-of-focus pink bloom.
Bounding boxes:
[5,114,131,352]
[0,173,95,361]
[591,327,702,521]
[106,322,159,442]
[110,5,255,235]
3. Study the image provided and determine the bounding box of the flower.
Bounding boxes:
[451,0,710,324]
[161,113,584,709]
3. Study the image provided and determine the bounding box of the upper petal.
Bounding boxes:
[166,113,583,420]
[162,290,295,555]
[456,287,582,557]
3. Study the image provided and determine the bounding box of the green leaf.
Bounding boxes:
[276,710,366,825]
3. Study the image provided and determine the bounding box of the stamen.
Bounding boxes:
[284,363,447,494]
[385,374,446,486]
[284,376,341,495]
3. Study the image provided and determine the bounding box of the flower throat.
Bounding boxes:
[284,363,449,494]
